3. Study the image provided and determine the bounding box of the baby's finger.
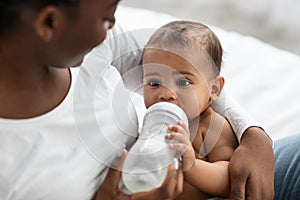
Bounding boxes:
[166,132,189,145]
[169,125,189,137]
[168,124,180,132]
[178,121,189,133]
[169,143,189,154]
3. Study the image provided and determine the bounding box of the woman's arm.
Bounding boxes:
[211,90,263,141]
[212,91,274,199]
[91,23,156,93]
[229,127,274,199]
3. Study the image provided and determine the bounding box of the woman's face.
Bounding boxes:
[45,0,119,67]
[143,49,213,121]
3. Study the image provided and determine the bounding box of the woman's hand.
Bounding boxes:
[131,163,184,200]
[166,121,195,172]
[229,127,274,200]
[94,166,130,200]
[94,152,184,200]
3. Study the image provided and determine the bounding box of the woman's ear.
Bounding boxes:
[34,6,62,42]
[210,75,225,101]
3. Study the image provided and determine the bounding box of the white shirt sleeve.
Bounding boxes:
[97,23,264,143]
[212,90,262,142]
[102,23,158,93]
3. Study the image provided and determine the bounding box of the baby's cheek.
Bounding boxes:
[185,107,200,121]
[183,102,200,120]
[143,94,156,109]
[180,97,200,120]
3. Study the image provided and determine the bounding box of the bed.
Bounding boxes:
[115,5,300,141]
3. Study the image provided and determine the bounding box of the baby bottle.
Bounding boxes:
[122,102,189,193]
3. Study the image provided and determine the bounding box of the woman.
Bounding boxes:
[0,0,298,199]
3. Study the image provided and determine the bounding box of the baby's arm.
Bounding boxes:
[190,111,237,197]
[189,111,237,197]
[167,119,237,197]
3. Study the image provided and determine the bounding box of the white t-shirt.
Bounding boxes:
[0,23,257,200]
[0,30,139,199]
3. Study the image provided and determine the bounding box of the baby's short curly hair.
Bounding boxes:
[145,21,223,75]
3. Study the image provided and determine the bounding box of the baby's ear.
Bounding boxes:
[210,76,224,101]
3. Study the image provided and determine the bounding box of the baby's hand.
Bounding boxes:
[166,121,195,172]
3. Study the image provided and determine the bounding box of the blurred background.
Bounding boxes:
[121,0,300,56]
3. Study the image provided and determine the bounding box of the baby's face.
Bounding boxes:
[142,49,213,121]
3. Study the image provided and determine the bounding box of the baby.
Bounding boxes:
[142,21,238,199]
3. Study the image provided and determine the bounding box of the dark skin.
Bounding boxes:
[0,1,184,199]
[0,59,70,119]
[0,0,111,119]
[0,12,70,119]
[229,127,274,199]
[0,0,119,118]
[0,1,274,199]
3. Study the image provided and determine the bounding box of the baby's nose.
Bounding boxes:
[158,86,177,102]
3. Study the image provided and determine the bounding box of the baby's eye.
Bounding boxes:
[177,79,191,87]
[148,80,161,87]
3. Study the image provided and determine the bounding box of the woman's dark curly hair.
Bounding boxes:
[0,0,78,37]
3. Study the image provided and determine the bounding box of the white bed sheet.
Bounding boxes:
[116,6,300,140]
